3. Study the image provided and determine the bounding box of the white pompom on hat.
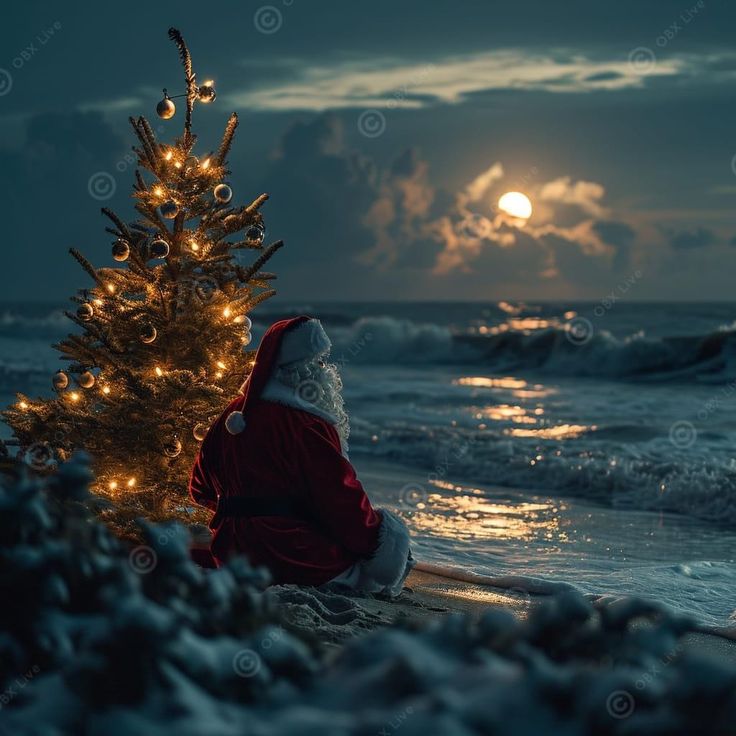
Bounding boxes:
[224,316,329,436]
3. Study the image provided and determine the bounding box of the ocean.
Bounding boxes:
[2,300,736,629]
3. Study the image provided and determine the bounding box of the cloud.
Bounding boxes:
[224,50,689,112]
[667,226,716,249]
[538,176,607,218]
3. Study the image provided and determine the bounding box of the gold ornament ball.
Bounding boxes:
[160,201,179,219]
[149,238,170,259]
[140,324,158,344]
[193,423,209,441]
[213,183,233,204]
[198,84,216,103]
[112,239,130,262]
[52,370,69,391]
[156,96,176,119]
[77,303,94,321]
[164,438,183,458]
[78,371,96,389]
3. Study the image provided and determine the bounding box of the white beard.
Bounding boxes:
[264,358,350,454]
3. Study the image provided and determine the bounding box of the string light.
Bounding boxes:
[153,186,164,197]
[109,481,118,491]
[174,161,182,169]
[70,392,80,402]
[233,315,245,324]
[155,366,164,377]
[216,361,226,370]
[19,401,28,410]
[164,151,173,161]
[201,158,210,169]
[215,371,223,379]
[102,386,111,395]
[223,306,232,318]
[106,283,116,294]
[190,240,200,252]
[94,299,103,306]
[127,477,136,488]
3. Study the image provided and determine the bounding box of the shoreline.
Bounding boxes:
[274,567,736,663]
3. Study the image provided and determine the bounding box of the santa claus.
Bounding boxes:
[189,316,414,596]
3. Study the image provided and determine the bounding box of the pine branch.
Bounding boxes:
[69,248,105,288]
[245,193,269,214]
[101,207,131,241]
[239,240,284,282]
[215,112,239,165]
[247,289,277,310]
[168,28,196,144]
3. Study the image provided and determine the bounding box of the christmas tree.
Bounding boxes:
[3,28,282,533]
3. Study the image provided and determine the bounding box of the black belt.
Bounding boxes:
[216,496,306,519]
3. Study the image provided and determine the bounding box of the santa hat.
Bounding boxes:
[225,316,331,435]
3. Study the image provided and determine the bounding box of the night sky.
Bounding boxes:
[2,0,735,301]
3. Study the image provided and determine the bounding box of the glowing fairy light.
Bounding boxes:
[109,481,118,491]
[190,240,200,251]
[223,306,232,318]
[106,283,116,294]
[201,158,210,169]
[102,386,111,395]
[216,361,226,370]
[233,315,245,324]
[174,161,182,169]
[70,392,80,402]
[155,366,164,377]
[94,299,103,306]
[127,477,136,488]
[19,401,28,410]
[164,151,173,161]
[153,186,164,197]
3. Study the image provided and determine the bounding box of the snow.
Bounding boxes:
[1,454,735,734]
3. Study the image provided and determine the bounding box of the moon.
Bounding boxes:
[498,191,533,220]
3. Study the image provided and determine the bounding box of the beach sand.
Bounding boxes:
[273,567,736,663]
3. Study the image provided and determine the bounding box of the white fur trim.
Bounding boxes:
[225,411,246,435]
[330,509,414,597]
[259,377,349,456]
[277,319,331,366]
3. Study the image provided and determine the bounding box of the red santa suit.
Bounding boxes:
[189,316,413,593]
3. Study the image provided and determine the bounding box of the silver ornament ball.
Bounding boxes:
[244,223,265,247]
[214,183,233,204]
[149,239,170,259]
